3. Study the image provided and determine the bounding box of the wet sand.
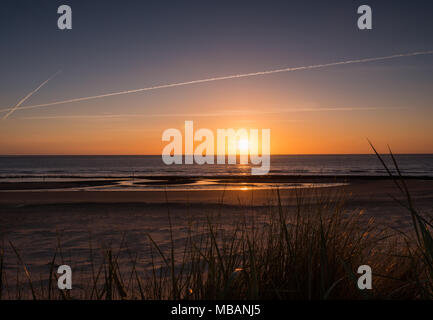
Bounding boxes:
[1,177,433,232]
[0,177,432,208]
[0,180,122,191]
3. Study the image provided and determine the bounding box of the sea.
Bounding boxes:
[0,154,432,179]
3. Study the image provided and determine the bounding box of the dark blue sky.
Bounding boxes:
[1,0,432,101]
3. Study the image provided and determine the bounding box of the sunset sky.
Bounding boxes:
[0,0,433,155]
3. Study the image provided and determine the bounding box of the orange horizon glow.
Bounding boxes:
[1,68,433,156]
[1,117,433,155]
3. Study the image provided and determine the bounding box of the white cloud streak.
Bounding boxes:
[1,50,432,115]
[17,106,399,120]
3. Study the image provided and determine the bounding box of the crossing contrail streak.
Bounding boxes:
[1,70,61,120]
[1,50,432,114]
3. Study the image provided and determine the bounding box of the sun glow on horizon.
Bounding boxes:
[237,138,249,155]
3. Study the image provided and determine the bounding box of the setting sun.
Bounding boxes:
[238,138,249,153]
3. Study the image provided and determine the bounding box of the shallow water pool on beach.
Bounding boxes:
[0,177,348,192]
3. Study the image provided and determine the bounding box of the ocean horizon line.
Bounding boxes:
[1,153,433,157]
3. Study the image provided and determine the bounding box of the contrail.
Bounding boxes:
[1,50,432,114]
[1,70,61,120]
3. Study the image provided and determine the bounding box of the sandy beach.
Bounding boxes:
[1,177,433,239]
[1,176,432,212]
[1,176,432,291]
